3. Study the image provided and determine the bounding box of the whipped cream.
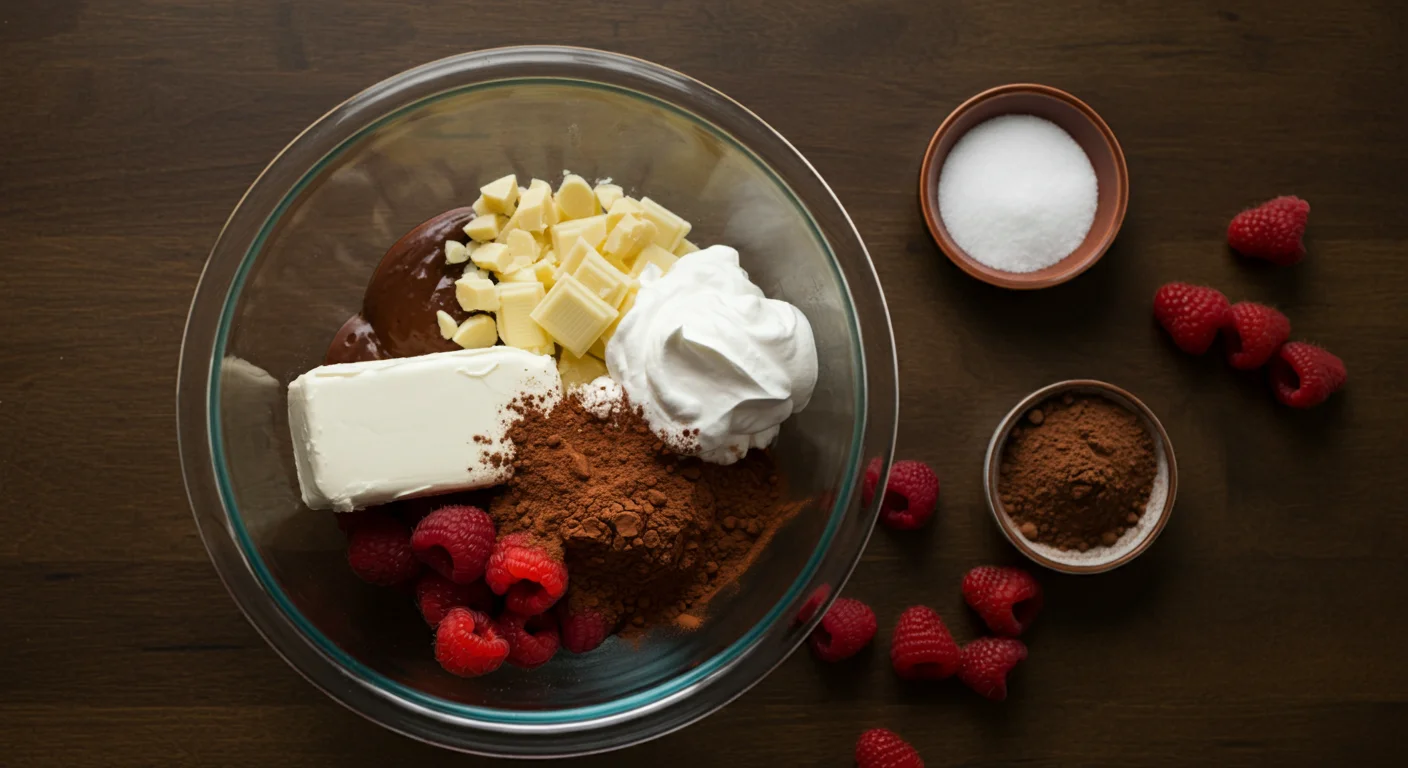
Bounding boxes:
[605,245,817,465]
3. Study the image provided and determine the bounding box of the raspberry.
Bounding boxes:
[345,515,420,586]
[890,606,960,680]
[485,533,569,615]
[1154,282,1231,355]
[957,637,1028,701]
[1228,195,1310,266]
[794,585,831,625]
[411,505,496,585]
[434,607,510,677]
[1270,342,1347,408]
[862,458,939,530]
[855,728,924,768]
[808,597,877,662]
[496,612,561,669]
[414,572,496,627]
[1223,302,1291,370]
[558,604,613,654]
[962,566,1043,637]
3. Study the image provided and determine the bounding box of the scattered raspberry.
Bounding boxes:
[809,597,877,662]
[496,612,561,669]
[345,515,420,586]
[862,459,939,530]
[1154,282,1231,355]
[855,728,924,768]
[1223,302,1292,370]
[794,585,831,626]
[1270,342,1347,408]
[485,533,569,615]
[434,607,510,677]
[1228,195,1310,266]
[890,606,961,680]
[957,637,1028,701]
[414,572,496,627]
[411,505,496,585]
[962,566,1043,637]
[558,604,613,654]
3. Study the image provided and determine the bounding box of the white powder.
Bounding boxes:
[573,375,624,420]
[938,115,1098,274]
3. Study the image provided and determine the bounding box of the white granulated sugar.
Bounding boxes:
[938,114,1099,273]
[573,375,624,420]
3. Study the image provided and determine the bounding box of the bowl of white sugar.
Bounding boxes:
[920,84,1128,289]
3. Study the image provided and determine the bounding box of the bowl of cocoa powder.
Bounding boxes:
[984,380,1177,574]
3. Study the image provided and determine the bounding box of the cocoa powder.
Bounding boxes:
[487,391,802,636]
[998,394,1156,552]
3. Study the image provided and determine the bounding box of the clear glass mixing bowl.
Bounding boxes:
[177,46,897,758]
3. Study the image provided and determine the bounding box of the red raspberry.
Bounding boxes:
[957,637,1028,701]
[1228,195,1310,266]
[496,612,561,669]
[794,585,831,626]
[1222,302,1291,370]
[889,606,960,680]
[411,505,496,585]
[558,604,613,654]
[1154,282,1231,355]
[862,458,939,530]
[345,515,420,586]
[485,533,569,615]
[434,607,510,677]
[414,572,496,627]
[808,597,877,662]
[1270,342,1347,408]
[855,728,924,768]
[962,566,1043,637]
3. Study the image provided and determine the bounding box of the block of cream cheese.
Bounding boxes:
[287,347,561,512]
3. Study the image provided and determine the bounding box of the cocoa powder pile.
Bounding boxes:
[487,391,802,636]
[998,394,1156,551]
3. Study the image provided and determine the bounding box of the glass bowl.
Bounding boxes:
[177,46,897,758]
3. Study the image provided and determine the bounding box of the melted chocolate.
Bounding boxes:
[324,207,477,364]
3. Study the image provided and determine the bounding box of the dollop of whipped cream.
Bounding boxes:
[606,245,818,465]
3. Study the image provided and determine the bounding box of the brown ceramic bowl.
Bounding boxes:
[919,84,1129,289]
[983,380,1177,574]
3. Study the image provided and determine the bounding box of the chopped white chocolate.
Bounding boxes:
[506,229,540,269]
[606,197,644,230]
[533,258,558,290]
[514,182,552,232]
[602,214,658,264]
[594,183,624,212]
[573,247,631,307]
[560,236,603,276]
[464,215,504,243]
[451,315,498,349]
[496,282,552,353]
[455,277,500,312]
[673,238,699,256]
[470,242,515,273]
[436,310,459,340]
[558,349,609,389]
[630,244,678,279]
[556,174,598,220]
[480,174,519,215]
[463,265,492,281]
[549,214,608,257]
[530,274,619,358]
[444,240,470,265]
[499,267,539,283]
[639,197,692,250]
[472,195,491,217]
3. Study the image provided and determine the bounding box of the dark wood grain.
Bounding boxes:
[2,0,1405,765]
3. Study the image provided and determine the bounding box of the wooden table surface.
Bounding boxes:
[3,0,1405,765]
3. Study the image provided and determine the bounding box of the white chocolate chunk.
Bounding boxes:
[639,197,692,250]
[560,236,603,276]
[602,214,657,264]
[471,195,491,217]
[529,274,619,358]
[514,182,552,232]
[573,247,630,307]
[480,174,519,215]
[556,174,599,220]
[495,282,552,353]
[444,240,470,265]
[436,310,459,340]
[505,229,540,269]
[605,197,644,230]
[464,215,504,243]
[470,242,515,273]
[549,214,608,257]
[451,315,498,349]
[630,244,678,279]
[594,183,624,212]
[674,238,699,256]
[498,267,539,283]
[533,258,558,290]
[558,349,609,389]
[455,277,500,312]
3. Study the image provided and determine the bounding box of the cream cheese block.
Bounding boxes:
[287,347,561,512]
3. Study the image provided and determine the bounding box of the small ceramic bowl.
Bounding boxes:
[919,84,1129,290]
[983,380,1177,574]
